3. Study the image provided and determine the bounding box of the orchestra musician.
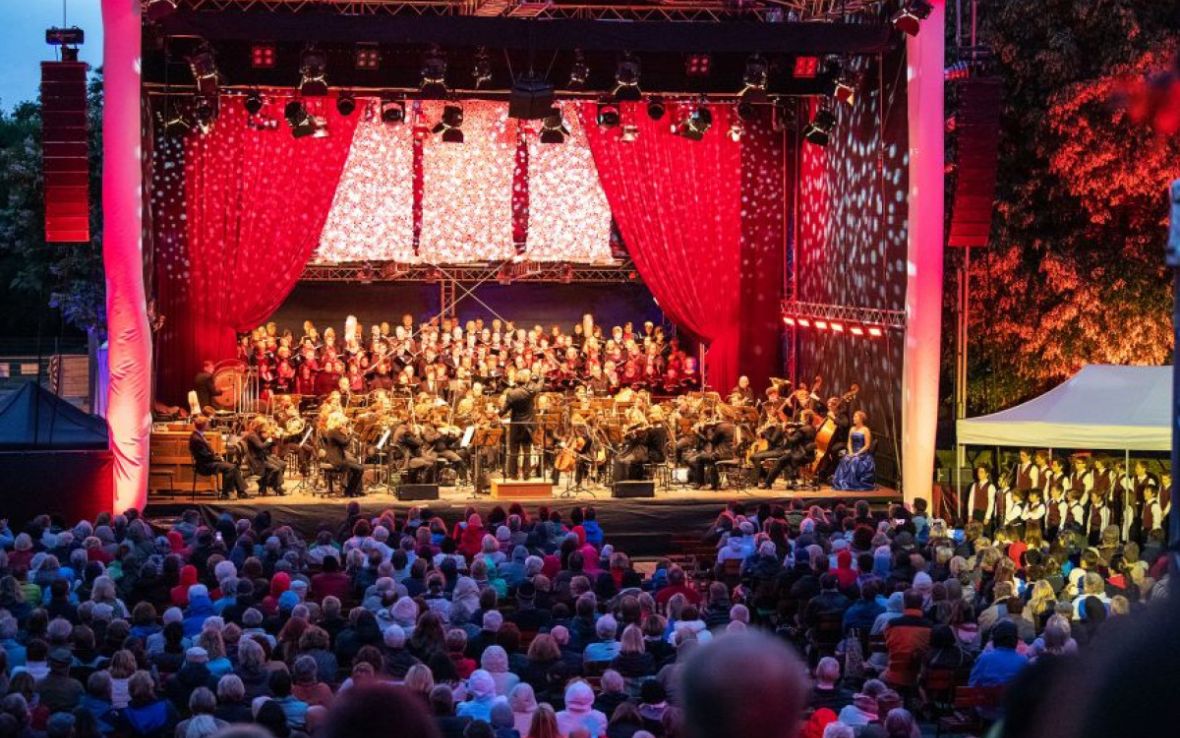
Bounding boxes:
[686,417,735,491]
[761,410,817,489]
[749,416,789,488]
[243,417,286,496]
[728,375,755,406]
[189,415,248,499]
[500,367,545,479]
[323,412,364,497]
[968,465,998,527]
[552,413,594,488]
[193,360,218,412]
[613,407,651,483]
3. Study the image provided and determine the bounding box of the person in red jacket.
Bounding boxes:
[170,565,198,608]
[654,566,702,607]
[458,514,486,559]
[882,590,932,690]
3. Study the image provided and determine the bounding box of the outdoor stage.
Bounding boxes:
[144,482,899,557]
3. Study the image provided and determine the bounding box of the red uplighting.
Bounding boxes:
[251,43,276,69]
[685,54,712,77]
[850,326,865,336]
[815,320,828,330]
[797,318,811,328]
[867,326,884,337]
[793,56,820,79]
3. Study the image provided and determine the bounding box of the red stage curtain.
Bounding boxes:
[154,96,359,403]
[580,103,784,393]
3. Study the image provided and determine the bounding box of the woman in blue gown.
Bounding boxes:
[832,411,876,491]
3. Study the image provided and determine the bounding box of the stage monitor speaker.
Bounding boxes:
[397,483,439,501]
[612,480,655,499]
[508,77,555,120]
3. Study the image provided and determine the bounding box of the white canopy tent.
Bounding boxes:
[956,364,1172,451]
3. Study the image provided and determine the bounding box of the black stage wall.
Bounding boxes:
[273,280,671,339]
[793,52,910,485]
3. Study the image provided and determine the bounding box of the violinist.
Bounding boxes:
[323,412,363,497]
[614,407,651,482]
[762,410,817,489]
[244,416,286,496]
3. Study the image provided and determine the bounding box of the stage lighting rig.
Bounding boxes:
[740,55,769,100]
[299,47,329,96]
[244,91,263,115]
[420,48,448,99]
[432,104,465,143]
[612,55,642,102]
[833,71,857,106]
[336,92,356,116]
[251,43,276,70]
[620,124,639,143]
[727,118,744,142]
[673,102,712,141]
[891,0,933,36]
[354,43,381,71]
[736,100,757,121]
[160,108,191,136]
[285,100,327,138]
[539,108,570,144]
[567,50,589,90]
[596,102,621,128]
[685,54,712,78]
[187,44,219,98]
[381,98,406,124]
[646,97,666,121]
[803,107,836,146]
[472,49,493,89]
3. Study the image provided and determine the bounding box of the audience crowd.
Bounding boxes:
[0,496,1171,738]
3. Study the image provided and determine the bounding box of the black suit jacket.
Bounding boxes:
[323,428,352,467]
[189,431,220,474]
[243,431,272,475]
[500,379,543,423]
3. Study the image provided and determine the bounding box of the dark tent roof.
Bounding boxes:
[0,382,109,450]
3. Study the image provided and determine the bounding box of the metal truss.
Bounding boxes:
[150,0,884,21]
[780,299,906,330]
[300,259,638,283]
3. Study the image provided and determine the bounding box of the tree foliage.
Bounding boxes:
[0,72,105,340]
[966,0,1180,412]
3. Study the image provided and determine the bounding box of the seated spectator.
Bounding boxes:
[836,679,891,728]
[593,670,629,720]
[36,648,83,714]
[808,657,853,712]
[291,655,334,708]
[173,687,226,738]
[213,675,253,724]
[584,616,621,665]
[557,680,608,738]
[969,621,1028,687]
[456,670,502,722]
[108,671,178,738]
[491,701,520,738]
[610,625,655,681]
[481,646,520,697]
[508,683,538,735]
[882,590,932,690]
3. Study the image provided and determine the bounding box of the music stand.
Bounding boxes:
[288,424,316,494]
[470,426,503,498]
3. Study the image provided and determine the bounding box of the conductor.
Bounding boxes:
[500,367,545,479]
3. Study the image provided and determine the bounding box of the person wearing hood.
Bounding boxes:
[182,585,216,638]
[507,683,538,735]
[715,533,750,569]
[498,546,529,589]
[836,679,891,727]
[557,680,608,738]
[871,591,906,635]
[842,580,885,635]
[458,515,487,560]
[390,596,421,634]
[666,605,712,646]
[170,565,198,608]
[833,549,859,592]
[480,645,520,696]
[451,577,481,626]
[456,669,504,722]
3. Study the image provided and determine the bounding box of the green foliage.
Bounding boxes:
[0,70,106,339]
[965,0,1180,412]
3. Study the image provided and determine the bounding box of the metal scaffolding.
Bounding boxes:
[146,0,885,22]
[300,260,638,284]
[780,299,907,330]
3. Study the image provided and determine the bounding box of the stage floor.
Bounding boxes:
[145,481,899,557]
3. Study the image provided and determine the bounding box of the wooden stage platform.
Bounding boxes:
[145,482,899,557]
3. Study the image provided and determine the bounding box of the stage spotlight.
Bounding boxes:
[380,98,406,124]
[354,43,381,71]
[472,49,493,89]
[797,318,811,328]
[251,43,276,70]
[420,48,448,99]
[596,102,620,128]
[568,50,590,90]
[673,103,712,141]
[336,92,356,116]
[849,325,865,336]
[736,100,757,121]
[244,91,263,116]
[891,0,933,36]
[539,108,570,144]
[685,54,711,78]
[432,104,464,143]
[187,44,219,97]
[146,0,178,22]
[299,47,329,96]
[612,54,642,102]
[803,108,836,146]
[793,56,819,79]
[285,100,327,138]
[740,54,769,100]
[867,326,884,337]
[194,97,217,134]
[726,119,743,142]
[646,96,666,121]
[160,108,191,136]
[620,123,639,143]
